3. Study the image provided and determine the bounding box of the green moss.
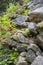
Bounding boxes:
[22,29,32,37]
[23,29,30,35]
[22,9,30,16]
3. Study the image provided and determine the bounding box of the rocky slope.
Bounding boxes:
[0,0,43,65]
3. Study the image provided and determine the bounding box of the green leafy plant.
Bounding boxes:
[6,3,20,13]
[0,48,19,65]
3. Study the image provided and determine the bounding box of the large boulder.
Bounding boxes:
[27,44,41,56]
[12,16,28,28]
[31,56,43,65]
[12,32,30,44]
[28,7,43,22]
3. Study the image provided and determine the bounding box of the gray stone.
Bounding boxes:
[7,38,18,47]
[20,52,26,57]
[12,32,30,44]
[12,16,27,27]
[31,56,43,65]
[29,7,43,15]
[35,34,43,49]
[17,56,26,61]
[27,1,34,10]
[28,22,38,35]
[16,56,28,65]
[27,0,43,10]
[16,45,26,52]
[36,51,41,56]
[33,0,43,5]
[26,50,36,63]
[27,44,41,55]
[28,22,36,30]
[16,61,28,65]
[28,7,43,22]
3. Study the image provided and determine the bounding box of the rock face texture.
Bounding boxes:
[27,0,43,10]
[26,50,36,63]
[28,7,43,22]
[27,0,43,22]
[35,34,43,50]
[27,44,41,55]
[16,56,28,65]
[31,56,43,65]
[12,16,28,28]
[12,32,30,44]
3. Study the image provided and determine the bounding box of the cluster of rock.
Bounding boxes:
[5,15,43,65]
[3,0,43,65]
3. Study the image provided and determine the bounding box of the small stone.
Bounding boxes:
[28,22,36,30]
[28,22,38,36]
[20,52,26,57]
[7,38,18,47]
[16,45,26,52]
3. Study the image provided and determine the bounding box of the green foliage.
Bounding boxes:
[0,10,17,38]
[0,14,11,38]
[0,42,3,49]
[0,0,16,11]
[22,9,30,16]
[0,49,19,65]
[7,3,20,13]
[24,29,30,35]
[0,45,19,65]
